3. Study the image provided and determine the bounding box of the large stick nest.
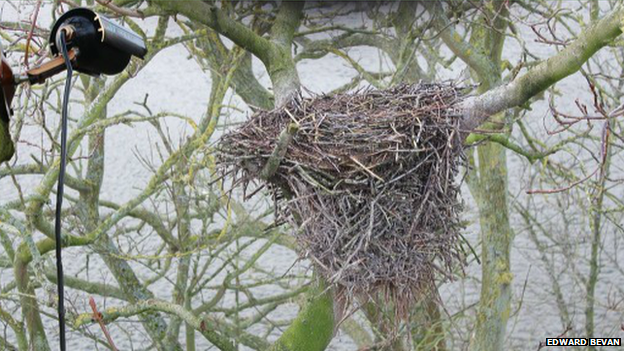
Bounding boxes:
[218,83,466,314]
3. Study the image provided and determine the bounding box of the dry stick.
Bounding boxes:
[95,0,145,18]
[24,0,42,68]
[259,123,299,181]
[89,297,118,351]
[349,156,385,182]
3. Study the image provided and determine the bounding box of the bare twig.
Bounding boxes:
[89,297,118,351]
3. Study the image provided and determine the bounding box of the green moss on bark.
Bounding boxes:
[269,281,334,351]
[0,119,14,163]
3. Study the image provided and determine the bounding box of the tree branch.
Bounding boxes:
[268,280,334,351]
[425,2,498,85]
[260,123,298,181]
[461,5,624,131]
[150,1,273,64]
[295,32,396,62]
[271,1,305,48]
[73,299,235,351]
[465,133,559,164]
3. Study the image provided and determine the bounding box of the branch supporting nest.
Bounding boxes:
[260,123,299,181]
[218,83,466,318]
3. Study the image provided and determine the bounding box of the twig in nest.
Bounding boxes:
[217,82,467,321]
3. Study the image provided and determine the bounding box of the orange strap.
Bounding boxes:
[26,49,77,85]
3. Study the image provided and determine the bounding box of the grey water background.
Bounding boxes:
[0,2,622,350]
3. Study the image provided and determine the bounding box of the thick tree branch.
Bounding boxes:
[152,1,304,106]
[151,1,273,64]
[461,5,624,131]
[268,280,334,351]
[271,1,305,48]
[426,2,499,85]
[260,123,298,181]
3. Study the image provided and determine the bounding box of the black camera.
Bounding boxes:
[0,7,148,162]
[50,8,147,76]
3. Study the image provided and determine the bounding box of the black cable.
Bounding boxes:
[55,29,72,351]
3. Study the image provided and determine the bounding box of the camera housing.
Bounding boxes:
[49,8,147,76]
[0,7,148,163]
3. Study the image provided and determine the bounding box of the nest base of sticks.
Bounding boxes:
[219,83,466,317]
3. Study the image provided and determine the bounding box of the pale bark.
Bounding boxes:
[461,5,624,131]
[470,140,513,351]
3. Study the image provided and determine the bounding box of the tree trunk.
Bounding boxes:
[469,140,513,351]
